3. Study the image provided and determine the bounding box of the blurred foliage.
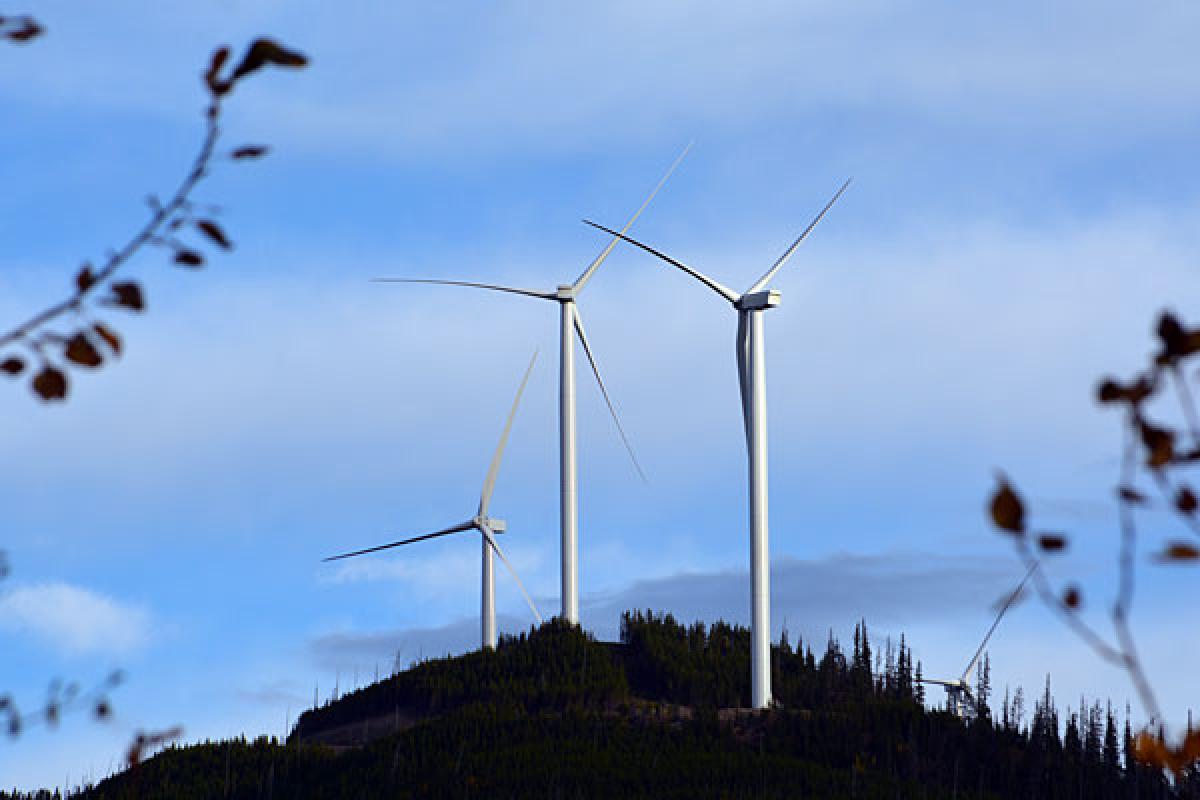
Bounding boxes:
[988,310,1200,779]
[0,33,305,402]
[1,16,306,768]
[0,14,42,43]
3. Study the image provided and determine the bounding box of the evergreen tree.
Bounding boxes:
[974,652,992,721]
[1064,708,1082,761]
[852,621,862,671]
[1102,701,1120,773]
[896,634,912,701]
[1084,699,1102,765]
[1010,685,1026,734]
[859,619,872,684]
[1124,702,1135,773]
[883,636,895,696]
[849,619,875,695]
[1031,674,1060,755]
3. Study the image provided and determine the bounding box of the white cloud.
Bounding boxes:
[0,582,153,656]
[322,543,479,590]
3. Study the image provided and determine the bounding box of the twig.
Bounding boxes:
[1113,426,1162,723]
[1013,542,1124,665]
[1169,365,1200,448]
[0,671,124,738]
[1147,466,1200,539]
[0,102,221,352]
[0,14,43,44]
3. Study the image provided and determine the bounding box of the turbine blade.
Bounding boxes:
[746,178,851,295]
[736,312,752,451]
[479,351,538,515]
[480,523,542,624]
[960,562,1037,683]
[322,521,475,562]
[572,307,646,482]
[581,220,739,303]
[572,142,692,292]
[372,278,555,301]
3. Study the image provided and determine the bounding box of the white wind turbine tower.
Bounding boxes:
[585,179,851,710]
[323,353,542,650]
[374,147,690,626]
[919,563,1037,718]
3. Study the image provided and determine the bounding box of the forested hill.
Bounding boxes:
[21,612,1194,799]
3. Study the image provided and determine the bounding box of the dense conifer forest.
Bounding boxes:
[5,612,1197,799]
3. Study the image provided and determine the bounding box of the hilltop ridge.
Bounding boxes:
[27,612,1185,799]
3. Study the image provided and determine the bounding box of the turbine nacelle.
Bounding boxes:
[473,515,506,533]
[555,285,576,302]
[736,290,781,312]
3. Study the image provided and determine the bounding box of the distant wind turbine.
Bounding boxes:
[374,146,690,626]
[584,178,851,710]
[324,353,542,650]
[919,563,1037,718]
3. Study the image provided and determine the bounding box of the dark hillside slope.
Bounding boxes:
[292,618,626,744]
[75,707,976,800]
[71,612,1185,800]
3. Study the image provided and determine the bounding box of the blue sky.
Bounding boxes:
[4,0,1200,789]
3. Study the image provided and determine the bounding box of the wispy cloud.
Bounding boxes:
[307,616,519,673]
[321,538,547,593]
[0,582,153,656]
[321,545,480,590]
[237,679,307,709]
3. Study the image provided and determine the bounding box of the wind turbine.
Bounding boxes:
[919,563,1037,718]
[373,147,690,626]
[584,179,851,710]
[323,353,542,651]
